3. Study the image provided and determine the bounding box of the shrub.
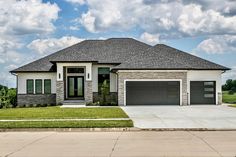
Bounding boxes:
[228,90,235,95]
[101,80,109,105]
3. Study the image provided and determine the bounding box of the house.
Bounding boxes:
[10,38,230,106]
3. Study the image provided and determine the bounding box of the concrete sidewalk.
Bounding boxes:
[1,131,236,157]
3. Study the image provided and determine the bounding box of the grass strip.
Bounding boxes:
[0,120,133,128]
[0,107,129,119]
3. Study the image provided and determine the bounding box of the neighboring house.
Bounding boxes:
[10,38,230,106]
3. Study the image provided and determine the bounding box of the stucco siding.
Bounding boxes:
[17,73,57,94]
[187,70,223,105]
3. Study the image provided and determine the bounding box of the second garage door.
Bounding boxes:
[126,81,180,105]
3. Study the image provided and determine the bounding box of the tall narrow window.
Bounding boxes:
[26,79,34,94]
[98,67,110,93]
[44,79,51,94]
[35,79,42,94]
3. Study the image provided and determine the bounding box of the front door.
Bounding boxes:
[67,76,84,99]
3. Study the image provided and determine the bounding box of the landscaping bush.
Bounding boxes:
[228,90,235,95]
[0,86,17,109]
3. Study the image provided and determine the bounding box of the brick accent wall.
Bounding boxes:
[56,81,64,105]
[17,94,56,106]
[85,81,93,103]
[117,71,187,106]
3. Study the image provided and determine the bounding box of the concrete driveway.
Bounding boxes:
[121,105,236,129]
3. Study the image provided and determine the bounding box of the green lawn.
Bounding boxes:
[0,120,133,128]
[223,91,236,104]
[0,107,129,119]
[0,107,133,128]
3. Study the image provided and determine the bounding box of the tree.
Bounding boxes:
[8,88,17,107]
[0,87,10,108]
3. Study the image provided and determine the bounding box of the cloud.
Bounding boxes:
[140,32,160,45]
[0,0,60,35]
[196,35,236,54]
[69,26,80,31]
[27,36,84,55]
[65,0,86,5]
[182,0,236,16]
[78,0,236,39]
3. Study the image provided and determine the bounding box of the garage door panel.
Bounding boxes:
[126,81,180,105]
[190,81,215,104]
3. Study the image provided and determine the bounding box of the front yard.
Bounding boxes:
[223,91,236,104]
[0,107,133,128]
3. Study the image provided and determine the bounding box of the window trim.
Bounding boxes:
[44,79,51,94]
[35,79,42,94]
[26,79,34,94]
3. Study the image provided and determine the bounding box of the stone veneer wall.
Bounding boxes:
[17,94,56,106]
[85,81,93,103]
[56,81,64,105]
[117,71,187,106]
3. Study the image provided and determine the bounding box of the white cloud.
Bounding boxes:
[140,32,160,45]
[4,64,18,71]
[0,0,60,35]
[196,35,236,54]
[69,26,80,31]
[65,0,86,5]
[78,0,236,39]
[177,4,236,36]
[0,0,60,67]
[27,36,84,55]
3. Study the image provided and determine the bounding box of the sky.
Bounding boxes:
[0,0,236,87]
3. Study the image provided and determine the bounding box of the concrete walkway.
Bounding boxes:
[121,105,236,129]
[1,131,236,157]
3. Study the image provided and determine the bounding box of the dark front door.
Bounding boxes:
[190,81,216,104]
[126,81,180,105]
[67,76,84,99]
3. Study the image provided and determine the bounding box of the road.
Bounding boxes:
[0,131,236,157]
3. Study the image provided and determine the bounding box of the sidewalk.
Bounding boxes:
[1,131,236,157]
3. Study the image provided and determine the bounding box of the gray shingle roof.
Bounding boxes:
[11,38,229,73]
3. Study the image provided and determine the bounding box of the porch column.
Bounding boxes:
[56,81,64,105]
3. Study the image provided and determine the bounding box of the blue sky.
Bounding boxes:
[0,0,236,87]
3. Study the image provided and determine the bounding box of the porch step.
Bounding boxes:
[62,100,86,107]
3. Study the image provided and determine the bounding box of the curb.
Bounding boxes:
[1,128,236,132]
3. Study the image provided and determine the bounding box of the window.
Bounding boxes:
[44,79,51,94]
[204,82,214,86]
[98,67,110,93]
[35,79,42,94]
[67,68,84,73]
[26,79,34,94]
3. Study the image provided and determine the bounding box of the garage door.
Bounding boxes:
[190,81,216,104]
[126,81,180,105]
